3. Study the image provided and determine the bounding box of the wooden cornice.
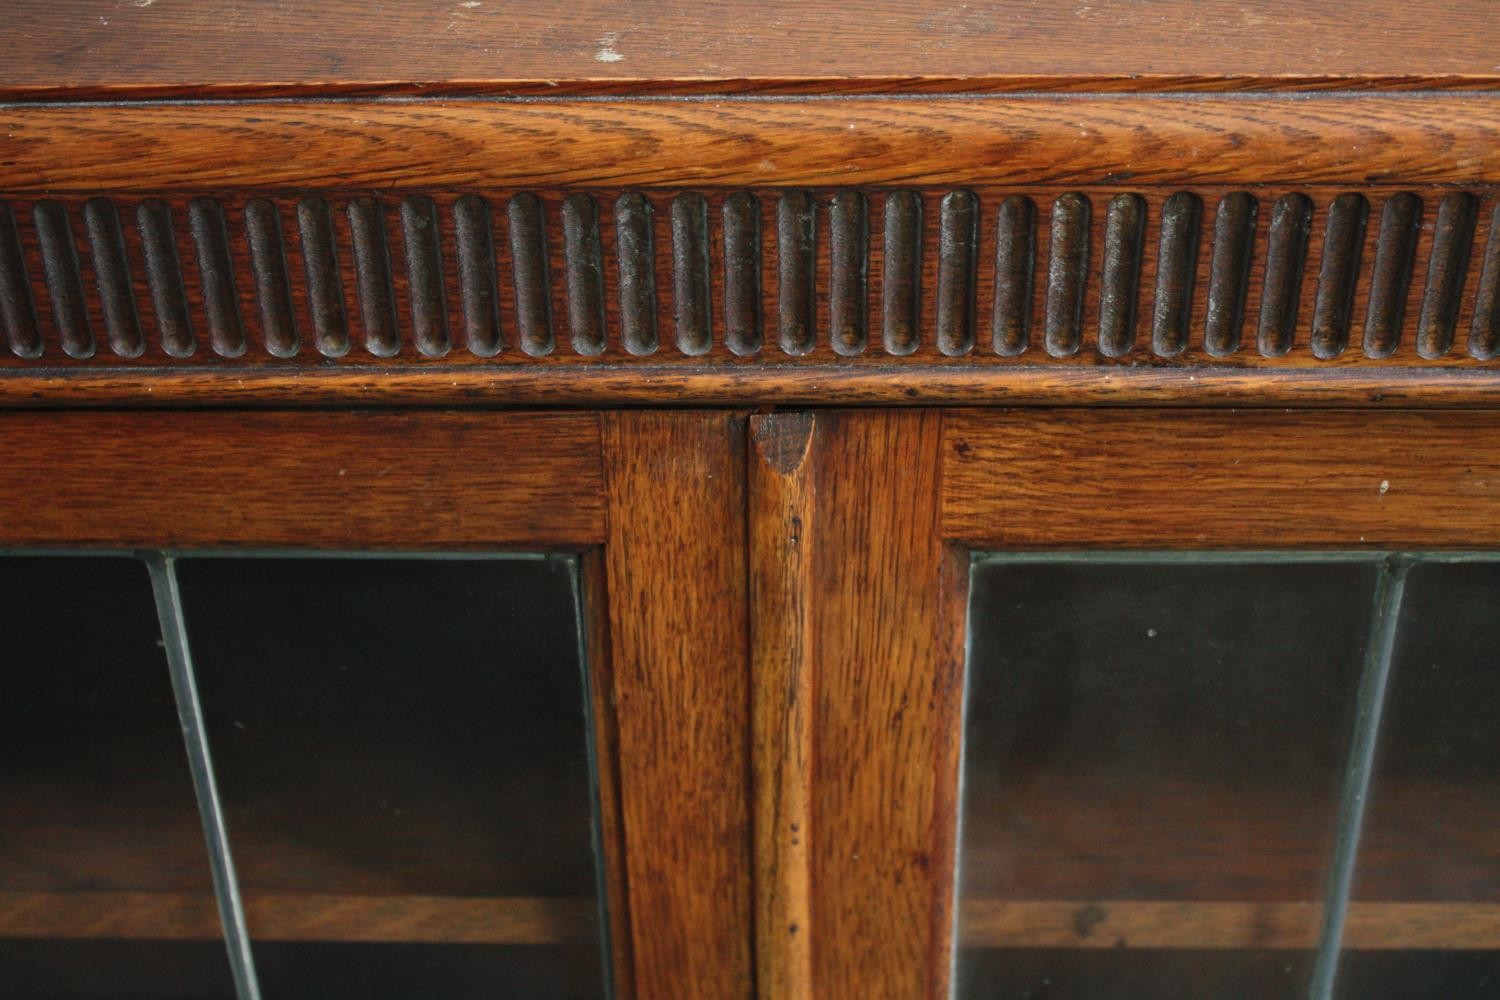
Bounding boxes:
[4,95,1500,405]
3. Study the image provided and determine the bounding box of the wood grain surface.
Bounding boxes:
[5,97,1500,192]
[961,900,1500,950]
[749,413,816,1000]
[7,0,1500,99]
[0,410,604,549]
[7,97,1500,407]
[800,411,968,999]
[957,771,1500,914]
[14,892,1498,950]
[0,891,595,944]
[943,409,1500,548]
[581,548,636,1000]
[7,364,1500,408]
[600,411,753,999]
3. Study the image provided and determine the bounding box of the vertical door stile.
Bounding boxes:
[749,413,818,1000]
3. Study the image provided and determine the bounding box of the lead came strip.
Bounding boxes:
[1308,557,1409,1000]
[145,554,264,1000]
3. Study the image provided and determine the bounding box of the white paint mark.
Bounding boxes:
[460,0,482,5]
[129,0,156,7]
[1379,479,1390,495]
[1146,628,1158,638]
[596,31,624,63]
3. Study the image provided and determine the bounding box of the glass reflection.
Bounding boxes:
[956,556,1376,999]
[1340,561,1500,996]
[176,555,608,1000]
[0,556,235,999]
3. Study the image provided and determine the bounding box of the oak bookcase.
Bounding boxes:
[2,3,1499,997]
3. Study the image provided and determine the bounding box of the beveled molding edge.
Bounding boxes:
[6,96,1500,191]
[7,365,1500,409]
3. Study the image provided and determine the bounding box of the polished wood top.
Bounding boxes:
[9,0,1500,99]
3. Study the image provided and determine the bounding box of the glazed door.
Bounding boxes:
[751,408,1500,1000]
[0,410,753,1000]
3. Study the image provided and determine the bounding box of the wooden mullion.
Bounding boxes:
[600,410,755,998]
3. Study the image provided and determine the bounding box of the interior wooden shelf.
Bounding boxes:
[2,758,601,947]
[23,894,1498,951]
[960,900,1500,950]
[961,773,1500,905]
[1,744,607,991]
[959,769,1500,952]
[3,747,595,898]
[0,891,595,945]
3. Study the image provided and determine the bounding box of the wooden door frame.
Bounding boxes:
[0,407,755,1000]
[751,406,1500,999]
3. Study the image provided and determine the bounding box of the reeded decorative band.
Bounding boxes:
[2,187,1497,369]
